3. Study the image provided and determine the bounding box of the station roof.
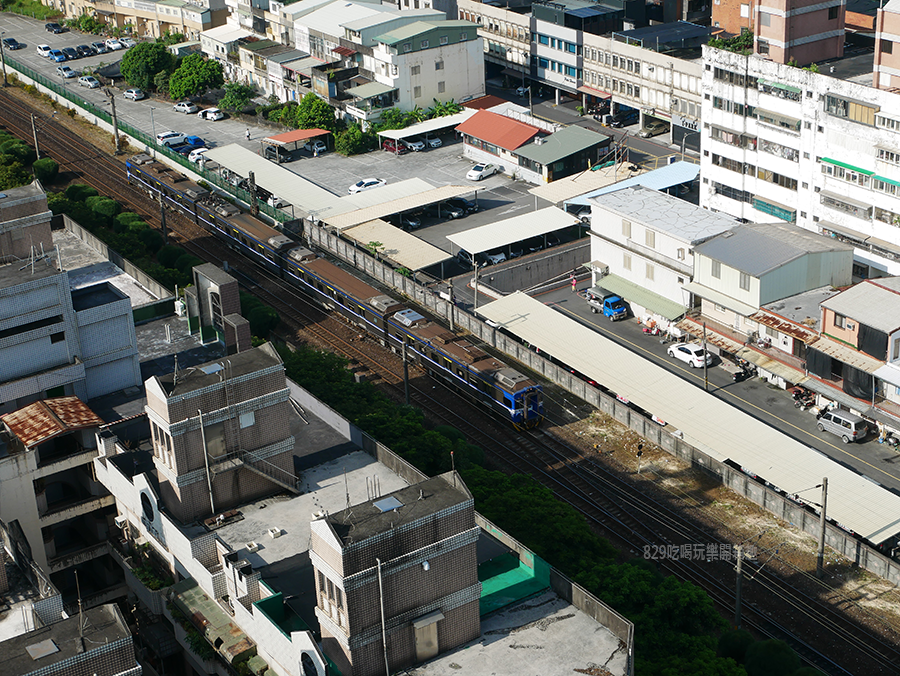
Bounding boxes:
[447,207,578,254]
[478,292,900,545]
[516,126,610,166]
[202,144,342,216]
[1,397,104,448]
[455,110,541,151]
[343,219,454,270]
[264,128,331,146]
[377,109,476,141]
[565,161,699,206]
[324,184,475,230]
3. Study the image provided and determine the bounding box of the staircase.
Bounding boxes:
[238,449,301,494]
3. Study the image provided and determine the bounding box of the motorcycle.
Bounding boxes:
[642,325,661,336]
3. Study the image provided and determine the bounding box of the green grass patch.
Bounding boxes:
[2,0,64,20]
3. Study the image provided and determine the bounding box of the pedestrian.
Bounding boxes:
[571,277,577,293]
[245,128,250,141]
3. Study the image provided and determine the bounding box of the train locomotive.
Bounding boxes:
[125,155,544,428]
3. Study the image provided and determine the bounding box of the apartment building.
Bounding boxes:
[700,45,900,277]
[200,24,252,78]
[62,0,227,40]
[874,0,900,89]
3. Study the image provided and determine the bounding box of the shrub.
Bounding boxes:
[174,253,203,275]
[157,245,186,268]
[0,162,31,190]
[0,140,35,165]
[248,305,280,339]
[139,228,165,254]
[32,158,59,184]
[86,195,121,223]
[114,212,145,233]
[66,183,99,202]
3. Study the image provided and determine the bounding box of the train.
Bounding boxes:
[125,154,544,428]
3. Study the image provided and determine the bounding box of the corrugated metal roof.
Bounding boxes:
[343,219,453,270]
[200,25,251,43]
[1,397,104,448]
[693,223,853,276]
[564,161,698,207]
[455,110,540,152]
[377,109,476,140]
[478,292,900,544]
[265,128,330,145]
[447,207,578,254]
[202,144,342,216]
[281,56,324,74]
[325,185,475,230]
[462,95,508,110]
[346,81,396,99]
[515,126,610,165]
[301,1,386,37]
[338,178,435,210]
[530,163,645,205]
[598,273,685,320]
[808,336,885,373]
[590,185,737,244]
[820,278,900,333]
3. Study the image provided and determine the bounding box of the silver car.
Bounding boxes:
[78,75,100,89]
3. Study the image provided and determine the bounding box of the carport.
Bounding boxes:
[447,206,579,307]
[343,219,454,272]
[376,109,476,149]
[323,185,479,231]
[262,128,331,152]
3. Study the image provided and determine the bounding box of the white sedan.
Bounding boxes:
[105,38,124,51]
[198,107,225,121]
[78,75,100,89]
[667,343,713,368]
[348,178,386,194]
[466,163,498,181]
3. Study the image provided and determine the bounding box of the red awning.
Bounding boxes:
[265,128,331,145]
[577,85,611,98]
[333,46,357,57]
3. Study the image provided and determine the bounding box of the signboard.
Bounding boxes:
[673,114,699,131]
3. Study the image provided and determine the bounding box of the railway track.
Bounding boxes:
[3,89,899,674]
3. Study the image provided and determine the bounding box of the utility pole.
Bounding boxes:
[402,340,410,405]
[448,284,454,332]
[248,170,259,217]
[1,32,8,87]
[159,193,169,244]
[734,544,743,628]
[528,87,533,118]
[105,89,120,154]
[816,477,828,578]
[703,322,709,391]
[31,114,40,160]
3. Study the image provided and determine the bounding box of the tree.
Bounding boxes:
[376,107,407,131]
[219,82,256,112]
[427,98,462,118]
[65,183,99,202]
[121,42,176,92]
[290,92,337,132]
[744,640,800,676]
[0,162,30,190]
[32,158,59,184]
[168,54,224,100]
[718,629,755,664]
[0,139,36,165]
[154,71,170,95]
[156,31,185,47]
[335,123,374,155]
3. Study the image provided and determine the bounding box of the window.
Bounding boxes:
[440,36,448,46]
[566,42,576,54]
[757,39,769,55]
[759,9,769,25]
[645,230,655,248]
[622,219,631,238]
[240,411,255,429]
[411,65,420,76]
[739,272,750,291]
[420,40,429,48]
[645,263,655,281]
[834,313,846,328]
[677,248,685,260]
[825,95,877,125]
[623,253,631,270]
[403,43,411,53]
[538,34,549,45]
[438,81,445,93]
[435,60,444,70]
[711,260,721,279]
[414,86,421,98]
[715,304,725,313]
[50,331,65,343]
[829,5,839,19]
[460,32,467,40]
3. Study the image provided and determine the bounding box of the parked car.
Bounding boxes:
[156,131,186,147]
[404,137,425,151]
[585,287,627,320]
[609,108,639,128]
[124,88,146,101]
[173,101,199,114]
[423,202,464,219]
[61,47,78,60]
[75,44,94,58]
[45,23,65,34]
[456,249,488,268]
[78,75,100,89]
[638,120,669,138]
[425,136,442,148]
[466,163,498,181]
[394,213,422,230]
[485,249,507,265]
[198,107,225,121]
[266,195,290,209]
[516,85,530,97]
[105,39,124,51]
[183,135,205,148]
[667,343,713,368]
[382,139,409,154]
[170,144,194,156]
[263,144,291,163]
[445,197,478,214]
[36,44,52,57]
[348,178,386,194]
[2,38,22,51]
[91,41,109,54]
[305,139,327,154]
[188,148,209,163]
[56,65,76,79]
[816,409,869,444]
[119,37,136,48]
[49,49,66,63]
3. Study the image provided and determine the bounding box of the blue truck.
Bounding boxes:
[586,286,628,321]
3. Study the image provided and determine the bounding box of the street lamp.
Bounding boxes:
[795,479,829,578]
[680,129,701,160]
[1,31,8,87]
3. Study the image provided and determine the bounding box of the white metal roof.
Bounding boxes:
[200,25,251,43]
[478,292,900,544]
[202,144,342,216]
[377,109,476,141]
[324,185,476,230]
[343,219,453,270]
[564,161,700,207]
[447,207,578,254]
[528,163,644,205]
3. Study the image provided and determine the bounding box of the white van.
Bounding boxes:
[817,410,868,443]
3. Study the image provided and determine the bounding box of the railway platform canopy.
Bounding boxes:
[478,291,900,545]
[376,109,476,145]
[323,184,477,231]
[262,128,331,151]
[343,219,453,270]
[447,207,579,255]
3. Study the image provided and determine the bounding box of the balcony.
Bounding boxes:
[40,494,115,525]
[48,541,110,573]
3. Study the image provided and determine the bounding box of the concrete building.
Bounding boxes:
[700,45,900,277]
[874,0,900,89]
[0,180,52,264]
[200,24,252,79]
[310,473,480,676]
[588,185,738,329]
[62,0,228,41]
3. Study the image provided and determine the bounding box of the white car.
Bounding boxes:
[198,107,225,121]
[36,44,52,58]
[57,65,76,79]
[173,101,199,114]
[156,130,185,147]
[485,250,507,265]
[124,88,146,101]
[188,147,209,163]
[105,39,124,51]
[119,37,136,48]
[305,139,327,154]
[516,86,530,97]
[667,343,713,368]
[404,137,425,151]
[348,178,386,194]
[78,75,100,89]
[467,163,498,181]
[425,136,442,148]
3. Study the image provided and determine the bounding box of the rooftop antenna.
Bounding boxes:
[75,570,84,645]
[173,354,179,388]
[345,469,351,510]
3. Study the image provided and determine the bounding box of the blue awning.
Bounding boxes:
[565,161,699,207]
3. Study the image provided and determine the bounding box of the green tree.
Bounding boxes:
[139,228,165,254]
[718,629,755,664]
[291,92,337,131]
[219,82,256,112]
[156,31,185,47]
[0,162,30,190]
[154,71,170,95]
[248,305,280,339]
[156,244,186,268]
[375,107,408,131]
[168,54,224,100]
[86,195,121,223]
[65,183,99,202]
[744,640,800,676]
[334,123,374,155]
[427,98,462,118]
[121,42,176,92]
[0,139,36,165]
[32,158,59,184]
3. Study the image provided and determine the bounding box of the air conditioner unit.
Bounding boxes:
[114,515,128,529]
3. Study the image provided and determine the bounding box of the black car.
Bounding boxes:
[61,46,78,60]
[423,202,464,219]
[75,44,94,57]
[393,212,422,231]
[45,23,65,34]
[2,38,21,50]
[446,197,478,214]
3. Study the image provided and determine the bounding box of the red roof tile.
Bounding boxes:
[455,110,540,152]
[462,95,508,110]
[265,128,331,144]
[1,397,104,448]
